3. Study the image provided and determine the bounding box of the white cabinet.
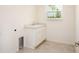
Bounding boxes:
[24,24,46,49]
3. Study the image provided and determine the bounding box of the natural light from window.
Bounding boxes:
[47,5,63,20]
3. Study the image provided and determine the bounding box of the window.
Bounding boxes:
[47,5,63,20]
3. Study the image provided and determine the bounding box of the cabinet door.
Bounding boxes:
[24,29,35,48]
[35,27,46,47]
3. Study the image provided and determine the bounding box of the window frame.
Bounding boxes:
[47,5,64,21]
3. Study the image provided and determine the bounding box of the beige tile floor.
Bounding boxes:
[18,40,75,53]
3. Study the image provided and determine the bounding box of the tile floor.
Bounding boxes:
[18,40,75,53]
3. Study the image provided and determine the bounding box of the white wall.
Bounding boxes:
[0,5,76,52]
[0,5,36,52]
[75,5,79,52]
[36,5,75,45]
[76,6,79,42]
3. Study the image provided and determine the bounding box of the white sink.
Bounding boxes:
[24,24,46,29]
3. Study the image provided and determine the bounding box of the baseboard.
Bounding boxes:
[47,39,74,45]
[35,39,46,49]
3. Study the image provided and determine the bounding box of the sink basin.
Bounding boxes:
[24,24,46,29]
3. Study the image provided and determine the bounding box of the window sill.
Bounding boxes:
[48,18,63,21]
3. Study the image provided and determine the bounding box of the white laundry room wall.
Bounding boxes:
[0,5,37,52]
[36,5,75,45]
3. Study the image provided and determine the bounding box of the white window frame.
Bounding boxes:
[46,5,64,21]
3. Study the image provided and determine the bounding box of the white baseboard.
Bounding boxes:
[47,39,74,45]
